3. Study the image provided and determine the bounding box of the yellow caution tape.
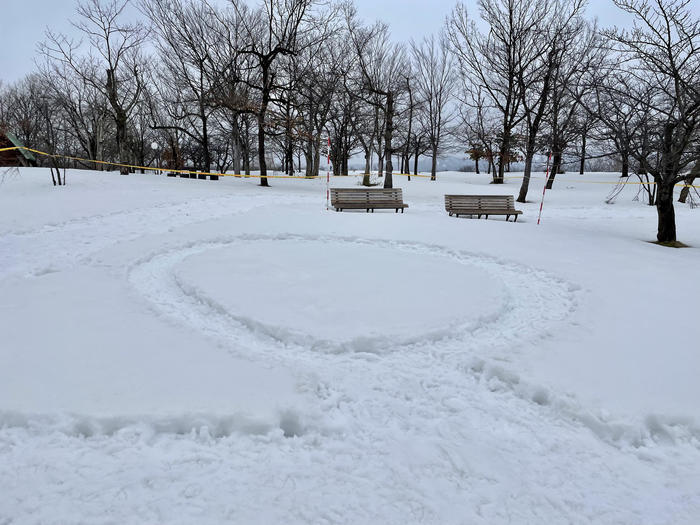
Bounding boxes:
[501,174,700,189]
[2,146,699,188]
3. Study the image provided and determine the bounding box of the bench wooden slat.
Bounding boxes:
[332,188,409,213]
[445,195,522,222]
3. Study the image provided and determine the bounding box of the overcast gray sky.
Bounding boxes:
[0,0,633,84]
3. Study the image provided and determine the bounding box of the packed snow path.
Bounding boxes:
[1,169,699,524]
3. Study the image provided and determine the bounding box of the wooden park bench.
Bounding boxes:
[169,171,219,180]
[331,188,409,213]
[445,195,523,222]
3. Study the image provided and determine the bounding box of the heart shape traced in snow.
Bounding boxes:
[173,239,507,353]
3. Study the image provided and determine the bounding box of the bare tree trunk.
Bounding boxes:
[383,92,394,189]
[678,176,696,203]
[362,145,372,186]
[313,136,321,177]
[656,179,677,242]
[518,137,537,203]
[106,69,132,176]
[494,123,509,184]
[305,137,314,177]
[257,62,271,187]
[116,116,129,175]
[621,153,629,178]
[232,135,242,175]
[546,149,563,190]
[285,137,294,176]
[201,108,210,173]
[430,145,437,181]
[404,79,414,178]
[678,162,699,203]
[257,110,268,186]
[96,121,104,171]
[414,143,419,175]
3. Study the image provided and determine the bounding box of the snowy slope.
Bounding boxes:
[0,167,699,524]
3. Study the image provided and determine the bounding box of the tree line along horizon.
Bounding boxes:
[0,0,698,242]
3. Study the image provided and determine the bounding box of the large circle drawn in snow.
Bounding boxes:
[174,240,506,351]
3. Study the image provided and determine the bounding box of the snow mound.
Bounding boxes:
[173,238,506,352]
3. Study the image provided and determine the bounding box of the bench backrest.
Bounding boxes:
[445,194,516,210]
[332,188,404,204]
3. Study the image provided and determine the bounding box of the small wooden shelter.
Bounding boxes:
[0,130,37,167]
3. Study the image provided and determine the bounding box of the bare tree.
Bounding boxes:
[545,20,603,189]
[449,0,550,184]
[39,60,113,170]
[328,71,361,176]
[605,0,700,243]
[1,76,44,150]
[457,82,501,177]
[412,32,456,181]
[294,27,345,178]
[348,14,407,188]
[398,73,419,177]
[141,0,220,173]
[515,0,588,202]
[208,2,257,176]
[41,0,145,175]
[230,0,326,187]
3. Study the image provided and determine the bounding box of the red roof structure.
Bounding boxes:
[0,130,37,167]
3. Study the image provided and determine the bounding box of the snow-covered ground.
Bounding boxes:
[1,167,699,524]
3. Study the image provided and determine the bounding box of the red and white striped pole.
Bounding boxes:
[537,152,553,226]
[326,135,331,211]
